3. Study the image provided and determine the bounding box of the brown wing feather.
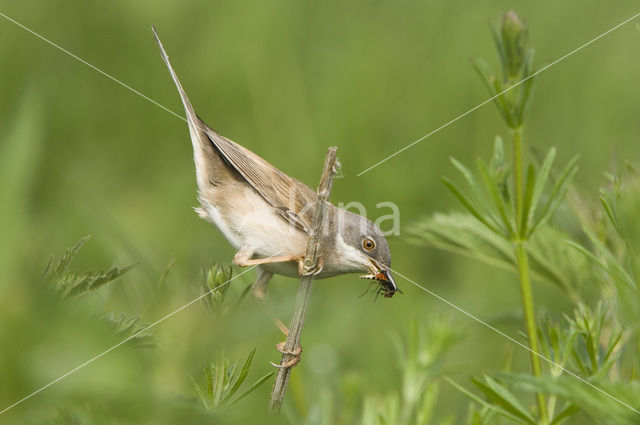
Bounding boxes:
[202,124,317,233]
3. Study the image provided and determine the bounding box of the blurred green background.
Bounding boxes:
[1,0,639,423]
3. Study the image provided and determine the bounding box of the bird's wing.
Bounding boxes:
[203,124,317,234]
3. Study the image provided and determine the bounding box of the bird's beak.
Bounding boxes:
[360,259,400,297]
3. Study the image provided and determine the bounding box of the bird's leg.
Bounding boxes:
[251,268,289,336]
[233,249,304,268]
[250,267,301,366]
[236,249,307,367]
[232,248,321,278]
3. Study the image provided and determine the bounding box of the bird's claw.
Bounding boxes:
[298,256,323,277]
[271,342,302,368]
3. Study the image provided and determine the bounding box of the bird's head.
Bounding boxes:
[333,209,399,297]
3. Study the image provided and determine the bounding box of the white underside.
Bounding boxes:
[199,185,308,278]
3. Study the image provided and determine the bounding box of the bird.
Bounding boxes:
[152,28,398,303]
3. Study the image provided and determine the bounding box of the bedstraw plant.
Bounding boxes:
[409,11,639,425]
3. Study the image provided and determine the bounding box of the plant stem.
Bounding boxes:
[511,127,547,424]
[269,147,339,412]
[515,242,547,423]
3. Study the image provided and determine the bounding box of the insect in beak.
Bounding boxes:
[360,261,401,298]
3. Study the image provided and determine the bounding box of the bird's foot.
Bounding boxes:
[298,256,324,277]
[271,342,302,368]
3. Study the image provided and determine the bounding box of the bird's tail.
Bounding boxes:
[152,26,201,133]
[152,26,230,191]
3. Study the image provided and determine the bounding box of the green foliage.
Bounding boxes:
[102,313,155,349]
[44,235,138,299]
[448,301,633,425]
[563,303,624,379]
[447,375,537,425]
[361,319,459,425]
[43,237,154,350]
[498,374,640,425]
[382,318,460,425]
[287,319,458,425]
[567,169,640,296]
[188,265,270,411]
[473,11,535,129]
[190,348,274,410]
[201,264,251,319]
[2,3,639,424]
[409,10,640,425]
[437,138,578,243]
[407,211,588,299]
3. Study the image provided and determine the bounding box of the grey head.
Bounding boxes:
[331,208,399,297]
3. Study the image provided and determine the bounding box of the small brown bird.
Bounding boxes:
[153,28,397,299]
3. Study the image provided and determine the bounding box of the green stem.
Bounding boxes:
[511,127,548,424]
[515,243,548,424]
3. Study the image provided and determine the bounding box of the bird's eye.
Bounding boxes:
[363,237,375,251]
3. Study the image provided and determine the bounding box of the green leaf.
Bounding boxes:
[212,350,226,407]
[527,148,556,225]
[442,177,502,235]
[517,50,536,124]
[472,58,498,97]
[473,59,494,85]
[416,382,439,425]
[489,135,506,173]
[490,20,507,79]
[491,77,513,127]
[229,372,275,406]
[205,363,214,402]
[572,229,638,292]
[520,163,536,237]
[600,192,622,238]
[102,313,154,348]
[445,377,530,424]
[549,403,579,425]
[44,235,91,281]
[229,283,253,316]
[223,348,256,402]
[528,156,579,236]
[451,157,493,219]
[408,212,588,298]
[603,330,623,365]
[61,262,139,299]
[499,373,640,425]
[190,375,209,409]
[477,159,514,237]
[471,375,537,424]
